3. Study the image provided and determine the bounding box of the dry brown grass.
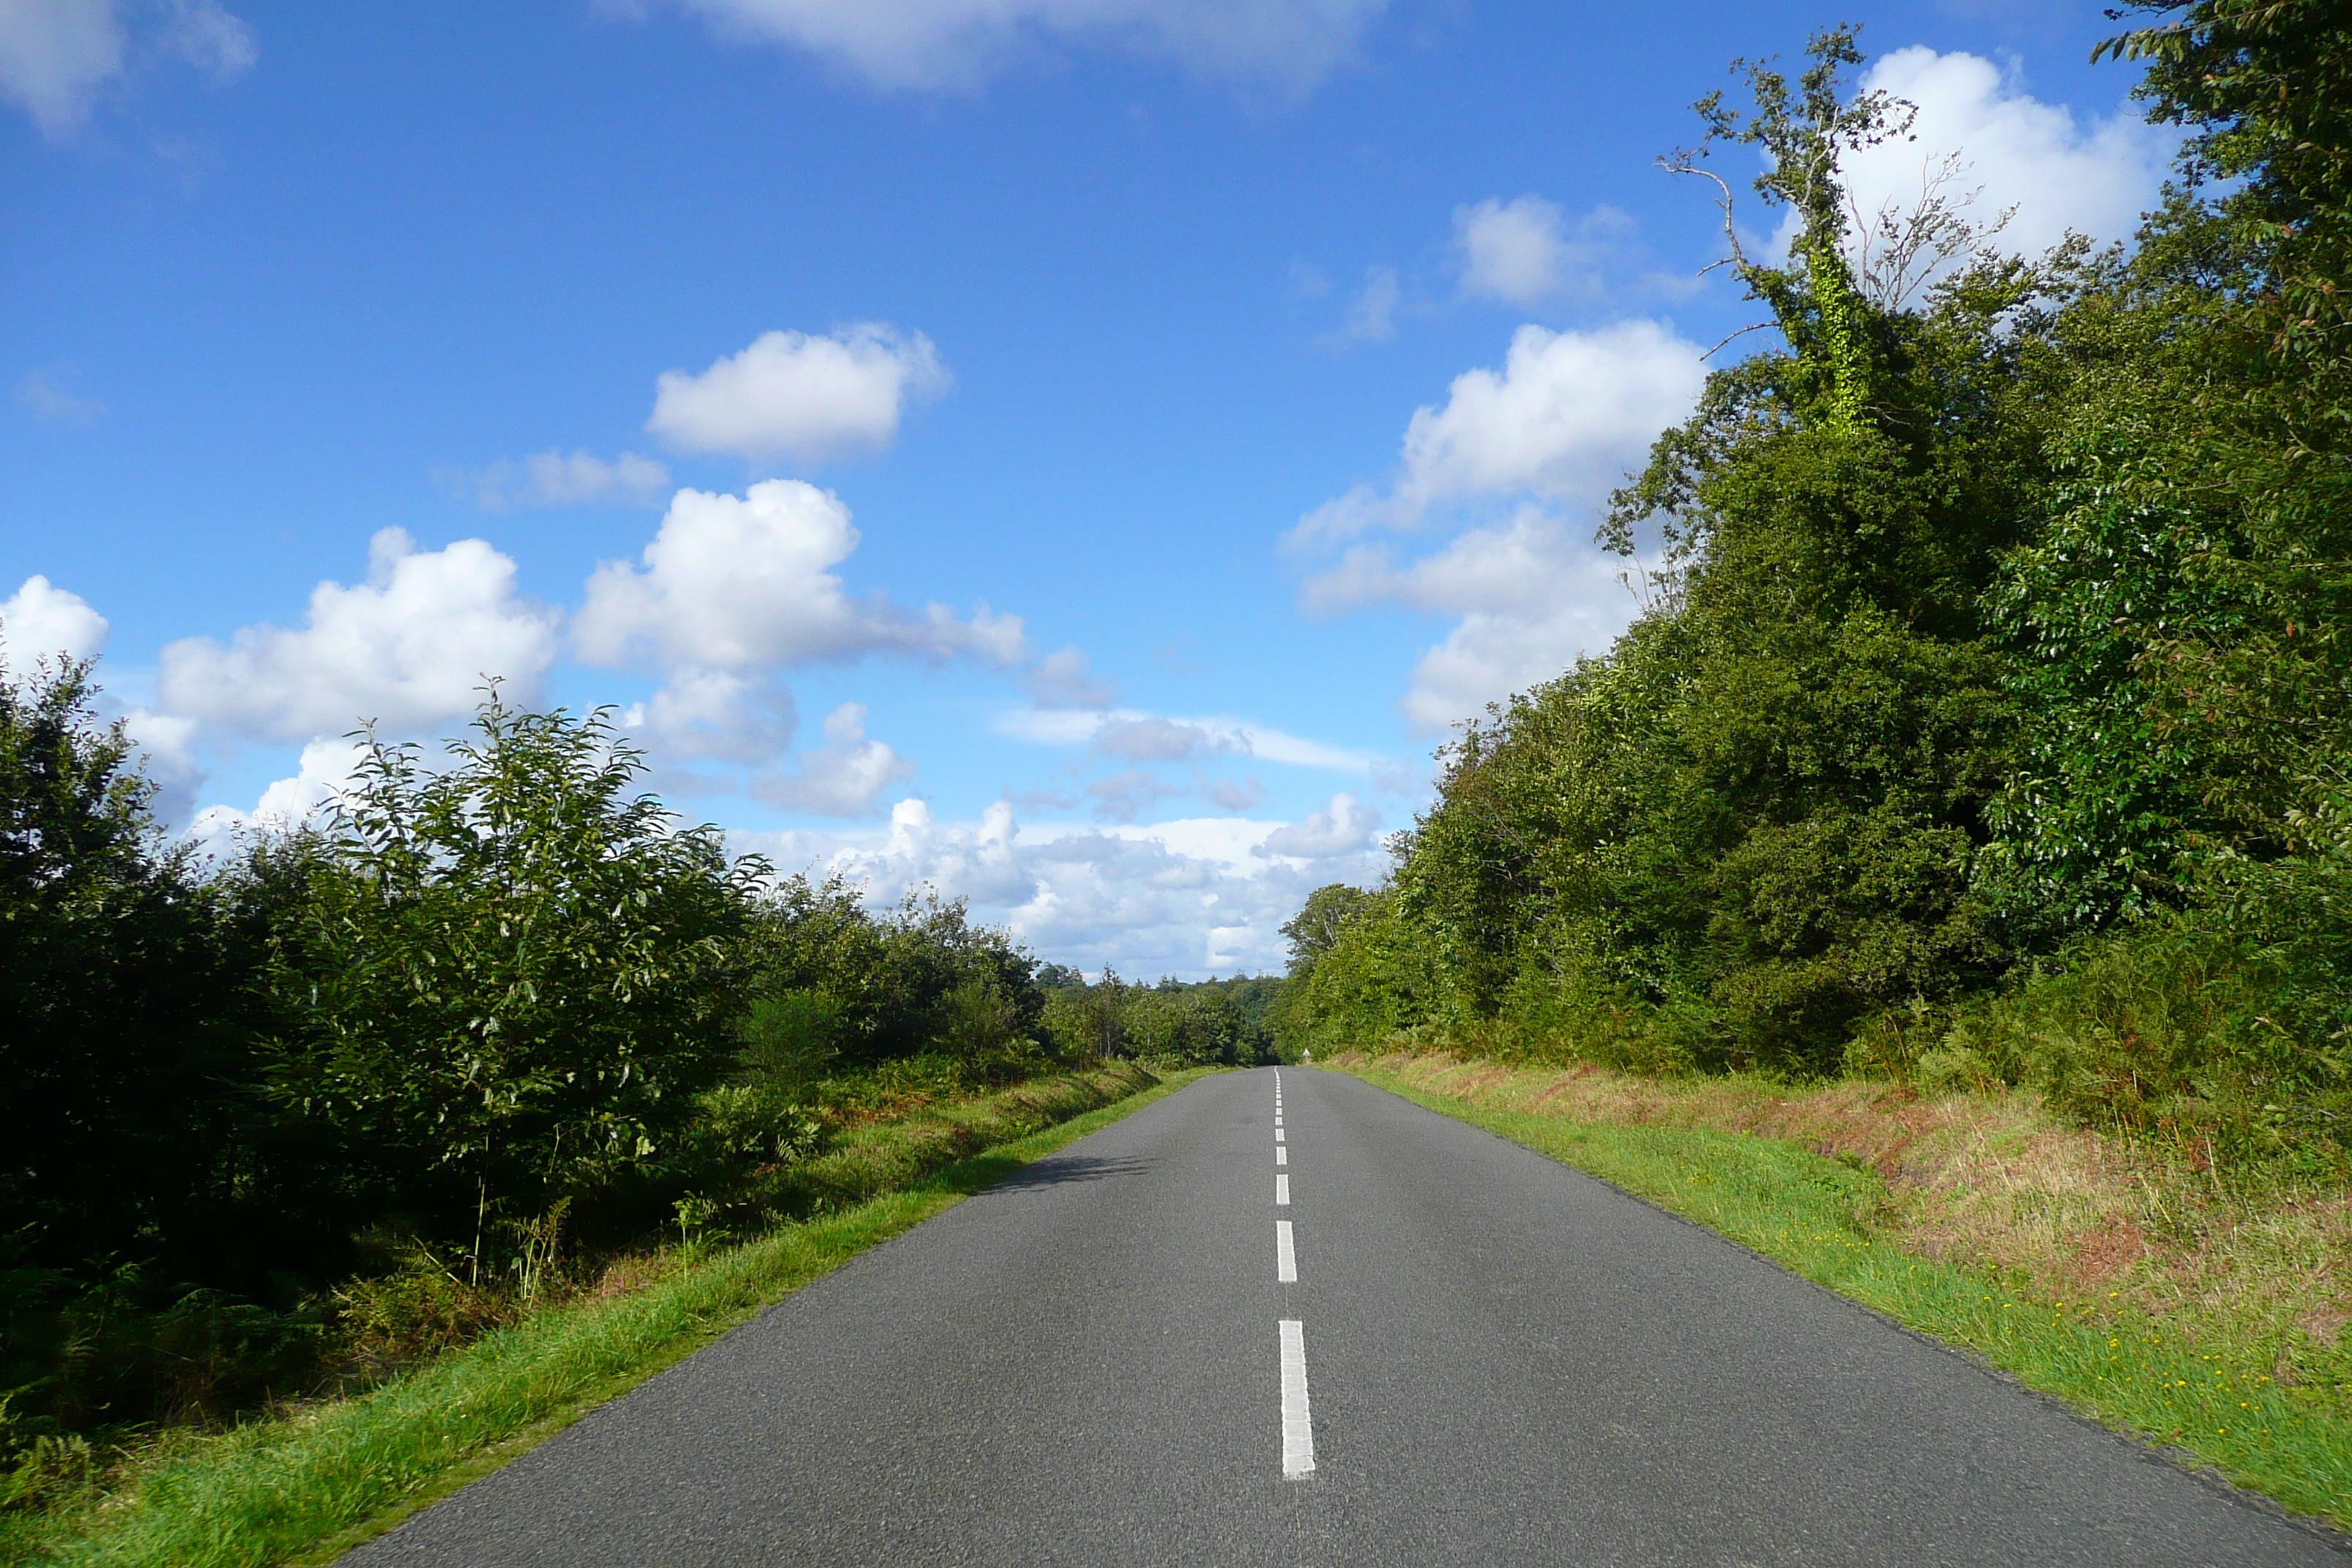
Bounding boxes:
[1338,1049,2352,1384]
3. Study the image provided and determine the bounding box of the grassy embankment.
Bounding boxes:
[1332,1049,2352,1531]
[2,1062,1213,1568]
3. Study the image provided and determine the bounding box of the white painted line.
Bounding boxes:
[1279,1319,1316,1477]
[1275,1173,1290,1205]
[1275,1128,1284,1143]
[1275,1145,1287,1166]
[1276,1220,1298,1282]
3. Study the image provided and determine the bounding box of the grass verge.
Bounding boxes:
[4,1064,1218,1568]
[1333,1050,2352,1531]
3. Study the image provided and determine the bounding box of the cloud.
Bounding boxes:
[1802,48,2174,295]
[456,450,671,510]
[1204,774,1264,810]
[1025,644,1117,709]
[1256,791,1378,859]
[993,706,1383,774]
[646,324,949,465]
[158,528,559,742]
[1085,768,1186,823]
[0,573,108,679]
[15,369,103,424]
[183,736,363,852]
[163,0,254,76]
[0,0,124,135]
[1338,265,1400,342]
[1293,317,1698,726]
[1453,196,1636,309]
[647,0,1384,94]
[739,794,1387,977]
[625,666,797,765]
[119,706,200,821]
[1093,715,1242,762]
[1292,319,1705,545]
[0,0,253,138]
[753,701,913,815]
[1308,511,1646,730]
[578,480,1025,673]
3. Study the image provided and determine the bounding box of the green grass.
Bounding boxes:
[1339,1058,2352,1531]
[4,1065,1219,1568]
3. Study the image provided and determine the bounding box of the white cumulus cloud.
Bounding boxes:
[0,573,108,678]
[120,706,201,820]
[648,0,1384,94]
[625,666,797,765]
[1294,319,1705,545]
[1293,318,1700,727]
[754,701,913,816]
[184,736,364,851]
[578,480,1025,672]
[1453,196,1635,309]
[158,529,559,742]
[1801,48,2175,298]
[647,324,949,465]
[0,0,253,138]
[1303,508,1643,729]
[1256,791,1378,859]
[741,794,1387,978]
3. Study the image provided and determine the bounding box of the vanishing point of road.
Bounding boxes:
[344,1066,2347,1567]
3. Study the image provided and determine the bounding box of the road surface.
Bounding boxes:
[344,1066,2345,1566]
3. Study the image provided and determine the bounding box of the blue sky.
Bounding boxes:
[2,0,2174,976]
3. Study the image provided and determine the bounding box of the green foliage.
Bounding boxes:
[1279,883,1376,975]
[3,1067,1196,1568]
[0,657,258,1286]
[1275,11,2352,1169]
[0,674,1101,1456]
[258,693,762,1250]
[734,875,1049,1074]
[1035,968,1271,1067]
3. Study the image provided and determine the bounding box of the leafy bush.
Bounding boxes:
[255,693,763,1259]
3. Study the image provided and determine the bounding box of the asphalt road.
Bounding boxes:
[344,1066,2348,1567]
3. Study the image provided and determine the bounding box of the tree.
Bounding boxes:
[1281,884,1376,976]
[0,655,256,1282]
[260,692,762,1259]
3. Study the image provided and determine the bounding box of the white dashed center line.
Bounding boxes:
[1278,1320,1316,1477]
[1276,1219,1298,1282]
[1275,1128,1284,1143]
[1275,1145,1287,1166]
[1275,1173,1291,1205]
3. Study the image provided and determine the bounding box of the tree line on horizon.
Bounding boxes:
[1281,4,2352,1175]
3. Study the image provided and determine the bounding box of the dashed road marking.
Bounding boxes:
[1275,1128,1284,1143]
[1276,1219,1297,1282]
[1275,1174,1291,1205]
[1275,1145,1287,1166]
[1278,1320,1316,1477]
